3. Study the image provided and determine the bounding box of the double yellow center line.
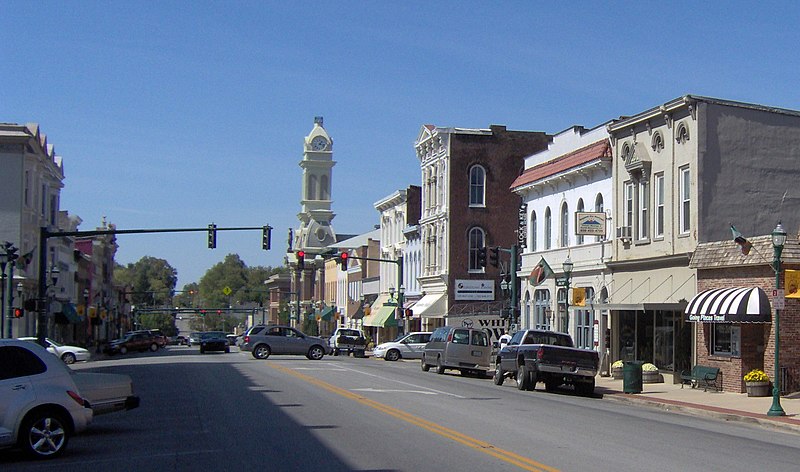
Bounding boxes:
[270,364,559,472]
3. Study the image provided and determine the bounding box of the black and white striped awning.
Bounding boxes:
[685,287,772,323]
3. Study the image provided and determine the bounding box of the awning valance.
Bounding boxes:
[411,293,446,318]
[685,287,772,323]
[363,304,398,328]
[319,306,335,321]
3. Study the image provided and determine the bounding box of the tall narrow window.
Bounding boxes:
[576,199,585,245]
[544,207,552,250]
[560,203,569,247]
[530,211,537,252]
[679,167,691,234]
[655,174,665,238]
[319,175,329,200]
[638,181,649,240]
[24,171,30,206]
[594,193,604,242]
[469,165,486,206]
[624,182,634,231]
[307,175,317,200]
[575,287,595,349]
[534,289,551,331]
[468,227,485,271]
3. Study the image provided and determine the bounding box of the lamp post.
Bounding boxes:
[768,222,787,417]
[562,256,573,333]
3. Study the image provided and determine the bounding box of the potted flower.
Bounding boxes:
[641,363,664,383]
[743,369,770,397]
[611,360,624,379]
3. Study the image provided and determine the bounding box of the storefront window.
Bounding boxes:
[711,324,741,357]
[534,290,551,331]
[654,310,674,370]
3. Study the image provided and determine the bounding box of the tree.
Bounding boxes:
[138,312,178,336]
[114,257,177,306]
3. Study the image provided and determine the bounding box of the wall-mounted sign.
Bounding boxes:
[455,279,495,301]
[518,203,528,248]
[575,212,606,236]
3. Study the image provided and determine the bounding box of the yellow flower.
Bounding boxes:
[743,369,769,382]
[642,363,659,372]
[612,360,624,369]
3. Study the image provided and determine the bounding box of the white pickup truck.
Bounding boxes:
[329,328,367,357]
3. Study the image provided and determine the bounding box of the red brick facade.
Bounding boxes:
[697,265,799,393]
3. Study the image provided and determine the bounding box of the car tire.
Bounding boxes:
[61,352,77,365]
[435,356,445,375]
[385,349,401,362]
[421,356,430,372]
[517,363,531,391]
[225,347,230,353]
[149,343,158,352]
[253,344,271,359]
[120,346,128,355]
[493,361,505,386]
[19,408,70,459]
[307,345,325,360]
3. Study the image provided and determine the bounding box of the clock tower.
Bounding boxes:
[294,116,337,254]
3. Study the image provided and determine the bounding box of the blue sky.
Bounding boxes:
[3,1,799,288]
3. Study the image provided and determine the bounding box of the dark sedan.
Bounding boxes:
[199,331,230,354]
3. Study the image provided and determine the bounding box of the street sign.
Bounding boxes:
[555,276,569,287]
[222,286,232,296]
[773,289,785,309]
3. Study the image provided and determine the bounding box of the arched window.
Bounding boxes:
[530,211,537,252]
[524,292,532,329]
[469,165,486,206]
[307,175,317,201]
[560,202,569,247]
[534,289,551,330]
[595,193,604,242]
[544,207,552,250]
[468,227,485,271]
[319,175,329,200]
[576,199,585,245]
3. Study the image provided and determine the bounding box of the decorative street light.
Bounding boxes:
[562,256,573,333]
[768,221,787,417]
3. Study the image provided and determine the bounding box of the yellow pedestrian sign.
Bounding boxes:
[222,286,232,296]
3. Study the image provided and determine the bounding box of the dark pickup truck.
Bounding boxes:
[493,329,599,395]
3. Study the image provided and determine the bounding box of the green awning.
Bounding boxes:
[320,306,335,321]
[363,304,397,328]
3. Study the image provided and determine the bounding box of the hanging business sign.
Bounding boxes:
[455,279,495,301]
[575,212,606,236]
[518,203,528,248]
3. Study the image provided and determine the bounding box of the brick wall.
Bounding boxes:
[697,265,800,393]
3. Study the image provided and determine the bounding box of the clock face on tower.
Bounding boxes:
[310,136,327,151]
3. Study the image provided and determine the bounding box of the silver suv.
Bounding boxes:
[421,326,491,377]
[241,325,332,360]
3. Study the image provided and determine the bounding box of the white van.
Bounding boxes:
[421,326,491,377]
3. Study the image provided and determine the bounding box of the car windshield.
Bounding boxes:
[47,338,63,347]
[201,332,226,340]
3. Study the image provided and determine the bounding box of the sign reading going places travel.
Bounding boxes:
[455,279,495,301]
[575,212,606,236]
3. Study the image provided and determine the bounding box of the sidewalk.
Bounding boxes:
[596,375,800,434]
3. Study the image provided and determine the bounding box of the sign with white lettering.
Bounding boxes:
[518,203,528,248]
[455,279,495,301]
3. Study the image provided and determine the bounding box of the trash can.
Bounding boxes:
[623,361,644,394]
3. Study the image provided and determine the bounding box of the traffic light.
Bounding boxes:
[296,250,305,270]
[208,223,217,249]
[339,252,348,270]
[200,310,206,317]
[490,246,500,268]
[262,225,272,250]
[477,247,487,268]
[13,308,23,318]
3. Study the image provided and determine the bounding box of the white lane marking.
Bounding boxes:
[331,364,466,398]
[352,388,437,395]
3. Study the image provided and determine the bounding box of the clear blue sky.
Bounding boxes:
[3,1,799,288]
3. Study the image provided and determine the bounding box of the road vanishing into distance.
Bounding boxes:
[2,346,798,472]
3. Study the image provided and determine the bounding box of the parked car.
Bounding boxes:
[188,332,201,346]
[199,331,230,354]
[421,326,492,377]
[127,329,167,348]
[105,332,160,355]
[71,372,141,416]
[0,339,93,459]
[18,337,90,365]
[225,334,238,346]
[373,332,432,361]
[241,324,332,360]
[329,327,367,357]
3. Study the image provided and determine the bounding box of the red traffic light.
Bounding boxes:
[340,252,348,260]
[339,251,349,270]
[296,250,305,270]
[13,308,23,318]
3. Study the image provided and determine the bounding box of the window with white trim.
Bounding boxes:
[655,174,665,238]
[594,193,604,242]
[624,182,634,232]
[574,287,595,349]
[679,166,691,234]
[530,211,537,252]
[468,227,485,272]
[534,289,551,331]
[576,199,585,245]
[544,207,552,250]
[638,180,649,240]
[560,202,569,247]
[469,165,486,207]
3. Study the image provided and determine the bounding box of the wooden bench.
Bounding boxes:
[680,365,720,392]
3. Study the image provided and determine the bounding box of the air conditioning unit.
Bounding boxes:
[616,226,632,241]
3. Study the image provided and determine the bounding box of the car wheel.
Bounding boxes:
[119,346,128,355]
[61,352,77,365]
[435,356,445,375]
[385,349,401,362]
[493,361,505,386]
[150,343,158,352]
[225,347,230,353]
[19,409,70,459]
[307,345,325,360]
[517,364,531,391]
[421,356,430,372]
[253,344,271,360]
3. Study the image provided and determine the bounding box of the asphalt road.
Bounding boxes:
[3,346,799,471]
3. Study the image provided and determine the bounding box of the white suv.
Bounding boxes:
[0,339,93,459]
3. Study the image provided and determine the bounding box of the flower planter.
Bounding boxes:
[612,367,623,379]
[746,381,770,397]
[642,372,664,383]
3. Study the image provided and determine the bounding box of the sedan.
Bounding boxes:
[199,331,230,354]
[372,332,432,361]
[19,337,91,365]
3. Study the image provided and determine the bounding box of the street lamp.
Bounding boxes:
[562,256,573,333]
[768,221,787,417]
[397,285,405,335]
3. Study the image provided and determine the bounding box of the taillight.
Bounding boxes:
[244,335,250,343]
[447,331,453,342]
[537,347,544,360]
[67,390,88,407]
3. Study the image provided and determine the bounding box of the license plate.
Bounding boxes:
[472,350,482,357]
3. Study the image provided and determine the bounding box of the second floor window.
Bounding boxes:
[468,227,485,271]
[576,199,584,245]
[679,166,691,234]
[530,211,537,252]
[544,207,552,250]
[560,203,569,247]
[469,165,486,206]
[638,181,649,240]
[655,174,665,238]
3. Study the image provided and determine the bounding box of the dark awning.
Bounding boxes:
[685,287,772,323]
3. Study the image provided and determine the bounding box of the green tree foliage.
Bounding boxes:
[173,282,199,307]
[138,312,178,336]
[114,257,177,306]
[188,311,238,332]
[197,254,285,308]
